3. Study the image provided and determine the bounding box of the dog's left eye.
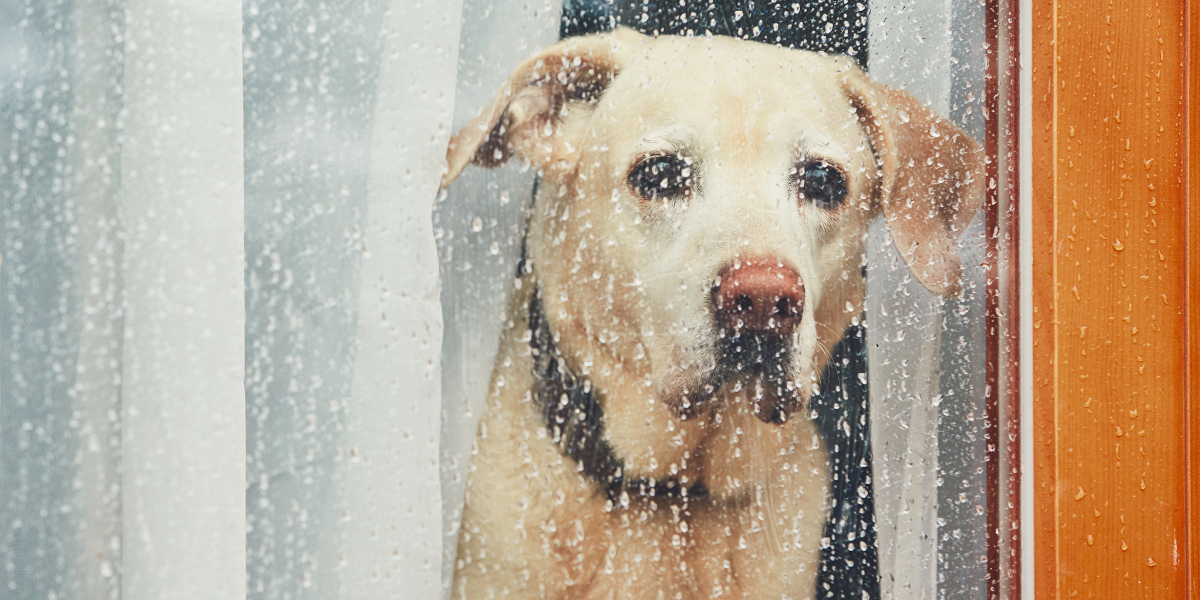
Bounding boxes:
[797,161,848,210]
[628,154,693,201]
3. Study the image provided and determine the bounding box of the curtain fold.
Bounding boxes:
[67,1,126,599]
[118,1,246,598]
[337,1,461,598]
[1,2,107,598]
[242,0,385,596]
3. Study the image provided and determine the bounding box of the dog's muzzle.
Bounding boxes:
[709,257,806,424]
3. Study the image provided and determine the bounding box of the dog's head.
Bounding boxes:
[441,29,982,490]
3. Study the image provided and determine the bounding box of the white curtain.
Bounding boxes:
[0,1,458,598]
[339,0,461,596]
[119,1,246,598]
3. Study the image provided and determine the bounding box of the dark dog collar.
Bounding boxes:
[527,287,706,504]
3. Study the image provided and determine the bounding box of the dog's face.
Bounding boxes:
[442,29,981,494]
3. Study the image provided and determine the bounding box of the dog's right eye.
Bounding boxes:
[628,154,693,202]
[796,161,848,211]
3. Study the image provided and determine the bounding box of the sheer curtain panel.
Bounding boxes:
[0,1,459,599]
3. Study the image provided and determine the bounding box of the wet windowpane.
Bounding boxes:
[438,2,1009,599]
[0,1,1014,599]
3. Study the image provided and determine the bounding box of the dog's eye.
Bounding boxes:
[628,154,693,201]
[797,161,848,210]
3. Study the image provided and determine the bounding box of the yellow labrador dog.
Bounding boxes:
[439,28,981,600]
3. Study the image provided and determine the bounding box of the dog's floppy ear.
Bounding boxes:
[841,68,985,297]
[440,29,644,190]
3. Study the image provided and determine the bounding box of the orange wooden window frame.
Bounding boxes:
[1190,3,1200,598]
[1030,0,1199,597]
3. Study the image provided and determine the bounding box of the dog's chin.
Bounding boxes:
[625,339,812,496]
[724,371,808,425]
[659,332,808,425]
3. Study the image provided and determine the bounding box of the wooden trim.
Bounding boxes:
[1032,0,1190,597]
[999,0,1022,594]
[984,0,1003,596]
[985,0,1024,598]
[1186,0,1200,597]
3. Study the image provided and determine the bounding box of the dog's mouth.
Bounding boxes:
[720,331,806,423]
[664,330,805,425]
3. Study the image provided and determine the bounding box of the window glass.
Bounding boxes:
[437,2,1006,599]
[0,1,1011,598]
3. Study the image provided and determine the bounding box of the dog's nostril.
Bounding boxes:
[774,296,791,317]
[735,295,754,313]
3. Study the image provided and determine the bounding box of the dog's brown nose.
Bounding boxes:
[712,258,805,336]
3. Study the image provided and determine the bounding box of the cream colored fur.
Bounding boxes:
[440,29,982,600]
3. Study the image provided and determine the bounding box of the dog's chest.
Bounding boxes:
[453,284,829,600]
[502,436,826,600]
[460,373,827,599]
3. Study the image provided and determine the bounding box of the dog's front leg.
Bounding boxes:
[452,284,610,600]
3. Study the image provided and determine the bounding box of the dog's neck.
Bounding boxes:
[527,287,707,504]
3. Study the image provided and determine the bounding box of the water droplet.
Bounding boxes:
[1113,239,1124,251]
